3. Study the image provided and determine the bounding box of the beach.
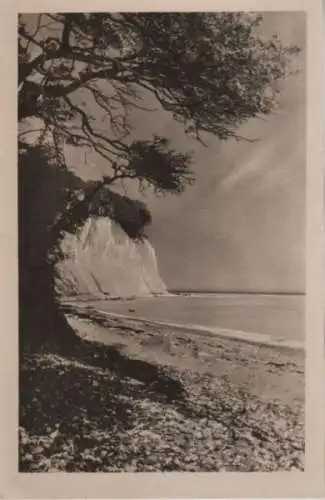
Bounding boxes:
[19,301,304,472]
[72,293,305,343]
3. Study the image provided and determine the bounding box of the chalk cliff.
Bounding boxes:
[55,216,167,298]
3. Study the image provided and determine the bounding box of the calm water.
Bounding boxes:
[92,293,305,341]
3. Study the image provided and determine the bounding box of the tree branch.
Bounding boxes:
[61,14,73,50]
[62,95,129,154]
[43,65,124,98]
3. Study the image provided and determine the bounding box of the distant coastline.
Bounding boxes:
[168,289,305,296]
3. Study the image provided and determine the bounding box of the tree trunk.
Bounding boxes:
[19,263,79,353]
[18,82,42,121]
[18,143,80,353]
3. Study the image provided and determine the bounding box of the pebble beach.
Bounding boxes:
[19,303,304,472]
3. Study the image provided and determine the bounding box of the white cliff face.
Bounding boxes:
[54,217,167,298]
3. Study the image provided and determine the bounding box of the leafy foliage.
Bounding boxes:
[19,12,299,196]
[19,143,153,268]
[121,136,194,194]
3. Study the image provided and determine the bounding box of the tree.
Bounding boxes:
[18,142,154,350]
[18,12,299,350]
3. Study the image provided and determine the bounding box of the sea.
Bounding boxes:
[91,292,305,342]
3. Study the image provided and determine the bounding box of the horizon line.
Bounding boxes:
[168,289,305,296]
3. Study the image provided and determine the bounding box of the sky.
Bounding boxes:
[106,12,306,293]
[146,12,307,293]
[22,12,307,293]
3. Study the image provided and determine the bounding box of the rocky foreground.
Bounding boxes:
[19,303,304,472]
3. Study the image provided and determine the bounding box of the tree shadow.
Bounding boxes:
[58,335,187,406]
[20,355,132,436]
[19,353,138,472]
[19,331,186,472]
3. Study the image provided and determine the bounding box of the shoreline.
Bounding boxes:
[63,301,304,407]
[19,302,304,472]
[61,299,304,351]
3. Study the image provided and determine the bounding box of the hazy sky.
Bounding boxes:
[23,12,306,293]
[82,12,306,293]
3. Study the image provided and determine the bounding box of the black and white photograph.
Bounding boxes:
[18,9,309,475]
